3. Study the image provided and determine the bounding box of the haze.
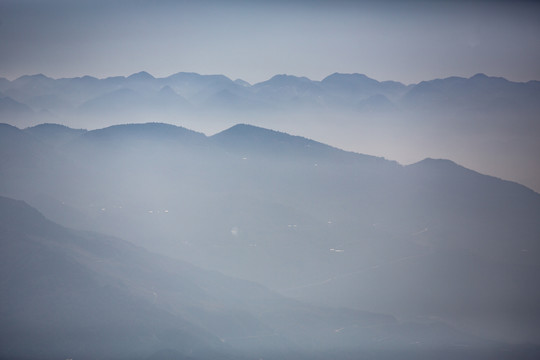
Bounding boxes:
[1,1,540,359]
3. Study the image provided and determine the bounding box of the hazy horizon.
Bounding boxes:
[1,1,540,356]
[2,69,535,85]
[1,0,540,84]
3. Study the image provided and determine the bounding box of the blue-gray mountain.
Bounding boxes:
[1,71,539,193]
[1,122,540,353]
[2,71,538,115]
[4,194,528,360]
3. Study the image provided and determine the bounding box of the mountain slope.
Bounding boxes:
[0,196,228,360]
[1,122,540,347]
[1,71,539,194]
[1,195,508,360]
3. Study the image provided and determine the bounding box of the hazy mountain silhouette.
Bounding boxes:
[0,196,228,360]
[163,72,245,106]
[400,73,540,118]
[1,122,540,348]
[252,74,325,109]
[211,123,393,168]
[321,72,407,100]
[2,71,538,115]
[127,70,156,82]
[234,79,251,87]
[25,123,87,147]
[2,194,514,360]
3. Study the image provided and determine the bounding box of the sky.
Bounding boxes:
[1,0,540,84]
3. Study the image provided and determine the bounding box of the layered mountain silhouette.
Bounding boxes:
[0,71,537,115]
[1,71,539,192]
[1,122,540,355]
[3,194,520,360]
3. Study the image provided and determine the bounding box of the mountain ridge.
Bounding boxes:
[2,70,538,197]
[1,121,540,348]
[4,121,537,193]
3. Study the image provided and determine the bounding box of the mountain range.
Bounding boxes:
[2,71,538,117]
[1,122,540,359]
[1,71,539,194]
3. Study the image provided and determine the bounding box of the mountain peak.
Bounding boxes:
[25,123,86,137]
[470,73,488,80]
[214,123,284,138]
[234,78,251,87]
[70,75,99,83]
[213,123,314,146]
[469,73,510,84]
[16,73,51,81]
[12,74,54,87]
[159,85,177,95]
[212,123,348,158]
[321,73,382,91]
[81,122,207,144]
[263,74,312,85]
[127,71,154,80]
[166,72,233,83]
[406,158,481,179]
[412,157,460,167]
[323,72,372,81]
[26,123,84,132]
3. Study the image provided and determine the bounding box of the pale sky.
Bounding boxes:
[1,0,539,84]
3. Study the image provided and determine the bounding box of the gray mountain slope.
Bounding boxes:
[1,195,512,360]
[1,122,540,347]
[0,196,230,360]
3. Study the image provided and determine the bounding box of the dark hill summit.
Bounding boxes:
[211,123,392,166]
[81,122,206,143]
[25,123,86,147]
[127,71,155,81]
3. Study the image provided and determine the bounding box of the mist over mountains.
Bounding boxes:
[5,194,519,360]
[1,121,540,359]
[3,71,538,118]
[2,0,540,358]
[1,71,539,193]
[1,69,540,360]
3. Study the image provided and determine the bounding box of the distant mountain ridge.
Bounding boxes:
[1,71,538,115]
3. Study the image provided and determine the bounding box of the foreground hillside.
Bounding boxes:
[4,195,528,360]
[1,122,540,347]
